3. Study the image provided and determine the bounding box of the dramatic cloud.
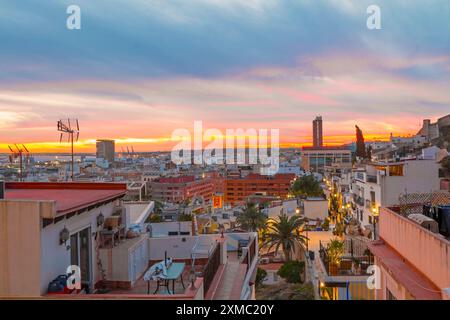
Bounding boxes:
[0,0,449,151]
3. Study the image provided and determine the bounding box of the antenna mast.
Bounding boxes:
[57,118,80,181]
[8,144,29,182]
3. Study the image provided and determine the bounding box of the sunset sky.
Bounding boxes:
[1,0,450,153]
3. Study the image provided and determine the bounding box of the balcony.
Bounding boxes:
[353,194,365,206]
[370,207,450,295]
[318,237,373,277]
[46,232,258,300]
[315,237,375,300]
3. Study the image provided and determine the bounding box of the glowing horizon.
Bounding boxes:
[0,132,403,154]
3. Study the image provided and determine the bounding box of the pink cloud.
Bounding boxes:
[276,87,342,106]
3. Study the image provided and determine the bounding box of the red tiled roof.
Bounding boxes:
[4,182,127,217]
[368,240,442,300]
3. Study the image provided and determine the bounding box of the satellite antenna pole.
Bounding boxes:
[15,145,23,182]
[8,144,29,182]
[57,118,80,181]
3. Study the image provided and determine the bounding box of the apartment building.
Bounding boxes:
[96,139,115,163]
[224,173,295,205]
[150,175,214,204]
[302,147,352,174]
[348,159,441,237]
[313,116,323,148]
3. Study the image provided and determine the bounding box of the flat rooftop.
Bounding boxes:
[4,182,127,217]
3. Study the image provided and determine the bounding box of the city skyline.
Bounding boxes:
[1,1,450,152]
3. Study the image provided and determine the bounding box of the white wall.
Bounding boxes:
[123,201,154,228]
[147,232,257,260]
[150,221,192,237]
[148,235,216,261]
[265,200,298,219]
[40,201,116,294]
[303,199,328,220]
[380,160,440,206]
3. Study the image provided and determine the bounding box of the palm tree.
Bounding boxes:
[236,202,266,232]
[263,213,308,261]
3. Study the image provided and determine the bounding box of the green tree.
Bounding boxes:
[153,200,164,214]
[263,213,308,261]
[321,218,330,231]
[147,214,162,223]
[178,213,193,222]
[277,260,305,283]
[255,268,268,288]
[355,125,367,158]
[333,221,345,237]
[237,202,267,232]
[329,194,339,215]
[291,175,324,198]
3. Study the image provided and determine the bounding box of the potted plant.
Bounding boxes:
[351,257,361,275]
[321,218,330,231]
[327,239,344,276]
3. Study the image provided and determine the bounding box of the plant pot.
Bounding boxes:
[329,263,339,276]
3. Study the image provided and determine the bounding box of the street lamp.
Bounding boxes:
[371,207,379,240]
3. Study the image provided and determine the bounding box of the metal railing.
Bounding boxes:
[201,242,221,294]
[319,238,373,276]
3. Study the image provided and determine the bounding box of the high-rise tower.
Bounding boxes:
[312,116,323,148]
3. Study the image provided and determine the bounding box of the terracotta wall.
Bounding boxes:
[379,207,450,290]
[0,200,52,296]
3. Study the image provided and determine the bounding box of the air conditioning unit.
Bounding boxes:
[407,214,439,233]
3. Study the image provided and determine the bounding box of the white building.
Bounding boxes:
[302,197,328,220]
[0,182,127,295]
[349,159,441,237]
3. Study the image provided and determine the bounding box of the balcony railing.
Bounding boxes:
[246,237,257,272]
[318,238,373,276]
[201,242,221,295]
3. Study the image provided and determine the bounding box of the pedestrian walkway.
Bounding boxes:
[213,252,241,300]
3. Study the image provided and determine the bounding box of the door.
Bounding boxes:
[70,227,92,292]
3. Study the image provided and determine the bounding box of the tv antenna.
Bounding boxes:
[57,118,80,181]
[8,144,30,182]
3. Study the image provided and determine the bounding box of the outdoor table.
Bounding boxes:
[144,262,185,294]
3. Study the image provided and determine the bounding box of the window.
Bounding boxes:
[388,165,404,176]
